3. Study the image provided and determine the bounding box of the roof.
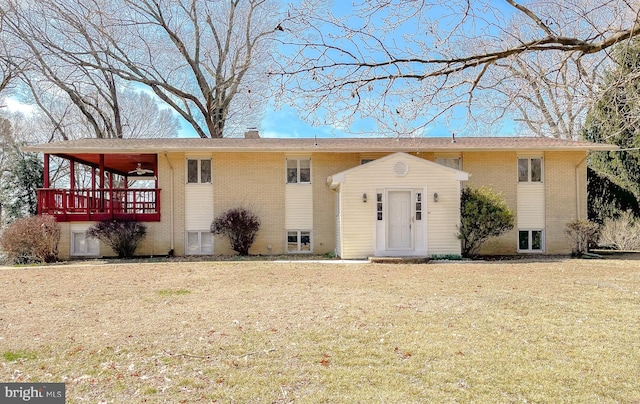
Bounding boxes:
[23,136,618,154]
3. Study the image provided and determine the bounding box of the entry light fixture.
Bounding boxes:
[362,193,367,203]
[433,192,439,202]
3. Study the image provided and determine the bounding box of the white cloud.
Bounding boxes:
[2,97,36,115]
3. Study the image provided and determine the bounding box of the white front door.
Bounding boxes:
[388,190,412,250]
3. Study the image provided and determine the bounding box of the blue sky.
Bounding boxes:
[257,104,477,139]
[4,1,517,140]
[252,1,518,139]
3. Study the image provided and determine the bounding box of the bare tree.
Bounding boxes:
[1,0,285,139]
[78,0,285,138]
[1,0,133,139]
[0,0,181,140]
[0,10,24,106]
[275,0,640,136]
[472,4,613,139]
[0,54,15,102]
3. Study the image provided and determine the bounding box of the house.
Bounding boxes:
[23,135,615,260]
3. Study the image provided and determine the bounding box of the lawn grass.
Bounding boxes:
[0,258,639,402]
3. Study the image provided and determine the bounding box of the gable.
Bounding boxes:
[327,152,468,189]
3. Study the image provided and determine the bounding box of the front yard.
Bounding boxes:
[1,258,639,402]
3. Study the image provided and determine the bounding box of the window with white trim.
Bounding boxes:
[71,232,100,256]
[187,158,212,184]
[435,157,462,170]
[286,158,311,184]
[415,193,423,221]
[518,229,544,252]
[186,231,214,255]
[287,230,312,253]
[376,193,383,221]
[518,157,543,183]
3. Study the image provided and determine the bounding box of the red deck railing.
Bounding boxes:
[37,188,161,222]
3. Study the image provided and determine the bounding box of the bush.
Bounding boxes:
[211,207,260,256]
[598,211,640,250]
[457,186,515,258]
[0,215,60,264]
[86,219,147,258]
[565,219,599,256]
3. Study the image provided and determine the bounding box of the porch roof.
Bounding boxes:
[23,136,618,154]
[54,153,158,177]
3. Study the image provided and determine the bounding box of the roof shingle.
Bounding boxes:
[23,136,617,154]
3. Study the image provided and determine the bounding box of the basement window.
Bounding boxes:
[518,229,544,252]
[287,230,312,253]
[71,232,100,256]
[186,231,214,255]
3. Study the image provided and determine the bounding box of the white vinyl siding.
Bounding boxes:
[333,153,466,259]
[285,182,313,229]
[335,192,342,257]
[185,185,214,229]
[517,184,545,228]
[517,155,545,252]
[285,156,313,253]
[185,155,214,254]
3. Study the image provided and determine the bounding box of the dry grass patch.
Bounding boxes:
[0,259,639,402]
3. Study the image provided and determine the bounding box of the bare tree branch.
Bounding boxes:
[274,0,640,136]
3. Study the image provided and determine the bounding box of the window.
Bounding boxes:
[435,157,462,170]
[187,158,212,184]
[519,230,544,252]
[186,231,213,255]
[71,232,100,256]
[287,230,312,253]
[377,193,383,220]
[518,158,542,183]
[415,193,422,221]
[286,158,311,183]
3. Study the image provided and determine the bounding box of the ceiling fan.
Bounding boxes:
[128,163,155,176]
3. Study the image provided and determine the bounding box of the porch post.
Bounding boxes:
[69,160,75,189]
[124,172,129,215]
[43,153,50,188]
[89,166,95,215]
[91,167,96,191]
[108,171,113,216]
[99,154,105,212]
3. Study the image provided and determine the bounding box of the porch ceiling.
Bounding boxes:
[54,153,157,176]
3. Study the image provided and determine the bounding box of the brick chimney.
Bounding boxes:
[244,128,260,139]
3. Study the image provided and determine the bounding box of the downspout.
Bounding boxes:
[163,152,175,252]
